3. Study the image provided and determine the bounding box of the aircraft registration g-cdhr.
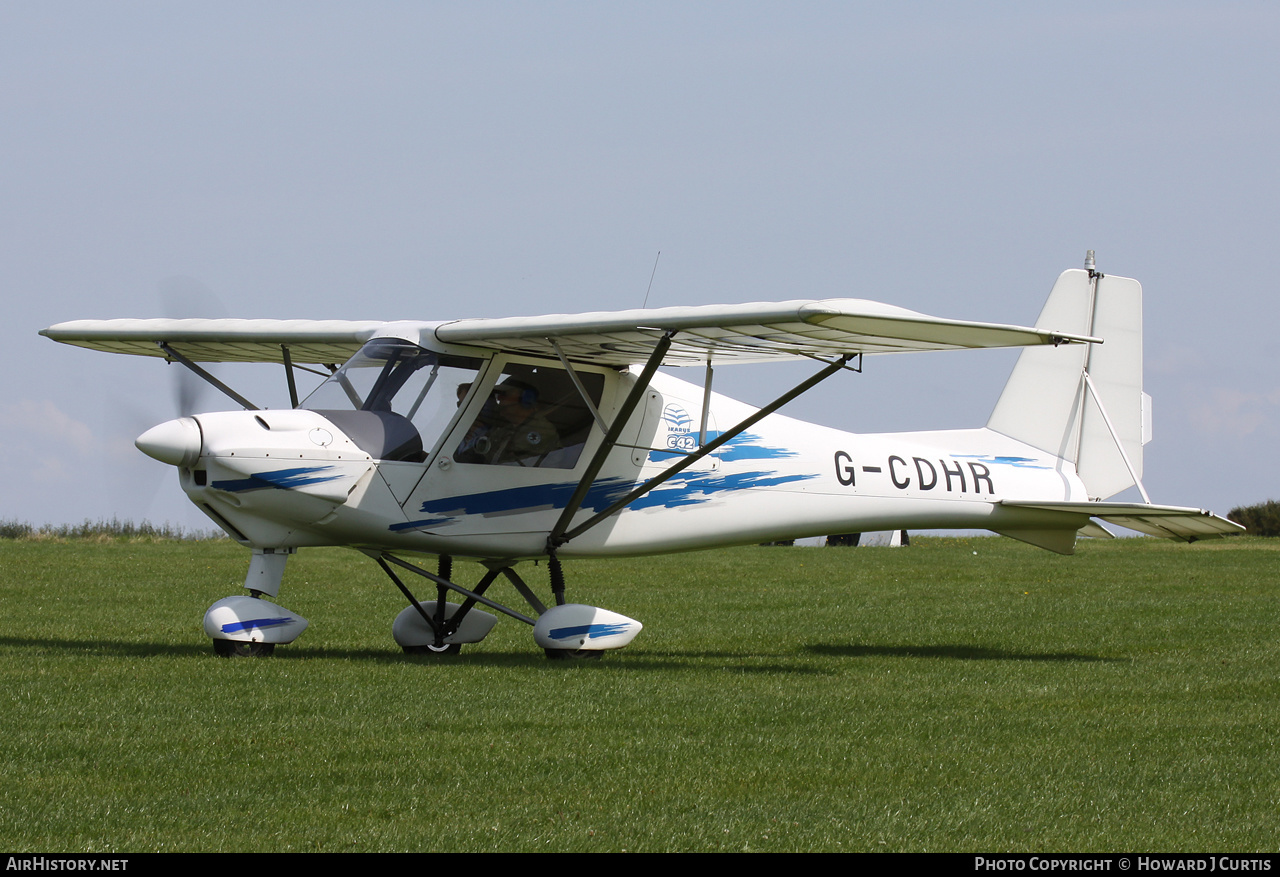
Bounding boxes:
[41,253,1242,658]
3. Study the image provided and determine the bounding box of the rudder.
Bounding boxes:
[987,265,1146,500]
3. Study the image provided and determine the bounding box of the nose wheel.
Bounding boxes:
[543,648,603,661]
[403,642,462,656]
[204,594,308,658]
[213,640,276,658]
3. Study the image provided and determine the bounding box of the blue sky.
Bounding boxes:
[4,2,1277,528]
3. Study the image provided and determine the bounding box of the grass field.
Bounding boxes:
[1,535,1277,852]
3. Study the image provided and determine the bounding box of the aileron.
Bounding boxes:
[435,298,1099,366]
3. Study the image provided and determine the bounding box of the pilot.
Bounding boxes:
[453,382,490,462]
[468,377,559,465]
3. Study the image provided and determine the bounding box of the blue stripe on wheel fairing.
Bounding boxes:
[549,622,633,641]
[220,616,295,634]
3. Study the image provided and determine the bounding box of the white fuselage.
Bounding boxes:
[168,367,1089,561]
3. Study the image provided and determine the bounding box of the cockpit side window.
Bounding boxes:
[454,362,604,469]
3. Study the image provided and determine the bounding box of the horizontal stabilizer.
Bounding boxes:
[1000,501,1244,542]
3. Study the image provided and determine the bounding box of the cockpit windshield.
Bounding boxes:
[302,338,484,462]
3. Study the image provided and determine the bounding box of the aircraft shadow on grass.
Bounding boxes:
[808,643,1125,663]
[4,635,846,672]
[0,636,216,659]
[1,635,487,664]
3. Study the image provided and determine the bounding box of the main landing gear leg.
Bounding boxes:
[532,551,643,660]
[539,553,593,660]
[379,554,508,656]
[375,552,643,660]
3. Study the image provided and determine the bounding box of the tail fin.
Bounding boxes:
[987,265,1148,500]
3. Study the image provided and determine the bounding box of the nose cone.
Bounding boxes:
[136,417,202,467]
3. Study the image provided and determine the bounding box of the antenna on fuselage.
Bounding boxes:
[641,250,661,308]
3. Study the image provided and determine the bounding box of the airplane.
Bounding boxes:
[40,253,1243,658]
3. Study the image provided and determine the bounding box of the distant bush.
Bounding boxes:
[1227,501,1280,537]
[0,518,224,542]
[0,520,34,539]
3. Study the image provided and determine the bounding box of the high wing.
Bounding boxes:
[39,319,388,365]
[433,299,1101,366]
[41,299,1097,369]
[1000,500,1245,542]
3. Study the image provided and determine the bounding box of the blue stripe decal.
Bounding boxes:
[952,454,1051,470]
[212,466,342,493]
[647,431,799,463]
[220,616,295,634]
[390,469,816,532]
[549,623,634,641]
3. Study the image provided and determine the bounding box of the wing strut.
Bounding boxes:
[281,345,299,408]
[159,342,260,411]
[548,353,853,550]
[698,357,713,447]
[547,331,676,549]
